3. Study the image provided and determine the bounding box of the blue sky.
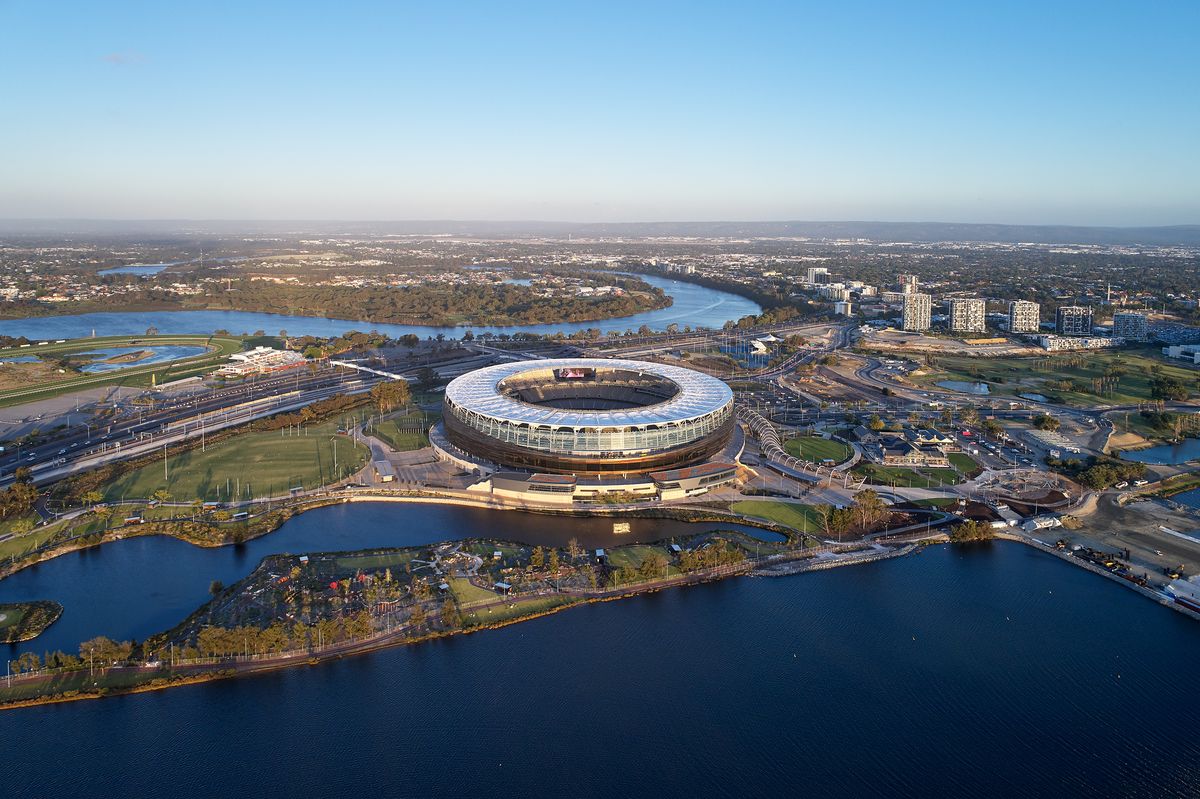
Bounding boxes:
[1,0,1197,225]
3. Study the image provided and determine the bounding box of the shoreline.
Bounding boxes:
[4,530,1199,712]
[0,491,794,582]
[0,536,913,711]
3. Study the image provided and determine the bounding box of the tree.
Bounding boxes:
[982,419,1004,439]
[369,380,411,414]
[440,598,461,629]
[867,413,885,431]
[209,579,225,596]
[567,537,581,560]
[1033,414,1060,432]
[152,488,172,504]
[851,489,889,533]
[949,519,994,543]
[547,548,560,575]
[82,490,104,508]
[530,546,545,570]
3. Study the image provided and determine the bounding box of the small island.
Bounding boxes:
[0,601,63,644]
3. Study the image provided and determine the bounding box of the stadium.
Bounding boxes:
[441,358,735,475]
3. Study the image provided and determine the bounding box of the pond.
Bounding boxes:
[936,380,990,395]
[1019,393,1051,403]
[75,345,209,373]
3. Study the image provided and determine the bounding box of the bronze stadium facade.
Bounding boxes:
[441,359,735,475]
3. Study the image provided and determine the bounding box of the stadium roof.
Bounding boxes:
[444,358,733,428]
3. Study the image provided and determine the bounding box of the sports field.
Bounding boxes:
[102,418,369,502]
[852,462,962,489]
[783,435,852,463]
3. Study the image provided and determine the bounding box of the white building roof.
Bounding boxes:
[444,358,732,429]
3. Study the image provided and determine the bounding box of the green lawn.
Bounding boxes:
[448,577,502,606]
[605,544,670,572]
[369,411,431,451]
[910,497,960,508]
[947,452,982,477]
[102,419,370,502]
[0,516,64,560]
[731,500,825,533]
[0,605,26,633]
[783,435,852,463]
[333,551,417,571]
[916,349,1199,407]
[461,595,573,626]
[853,463,961,489]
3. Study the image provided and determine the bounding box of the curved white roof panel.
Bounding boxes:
[444,358,732,428]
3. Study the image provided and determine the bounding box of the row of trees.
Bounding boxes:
[676,542,746,573]
[253,392,366,431]
[812,489,891,539]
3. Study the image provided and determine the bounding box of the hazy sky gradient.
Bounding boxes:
[1,0,1197,225]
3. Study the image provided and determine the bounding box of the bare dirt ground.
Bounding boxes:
[1070,493,1200,578]
[0,362,74,392]
[858,329,1042,356]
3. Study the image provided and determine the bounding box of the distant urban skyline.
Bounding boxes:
[1,1,1197,225]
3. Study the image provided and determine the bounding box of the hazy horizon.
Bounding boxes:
[2,1,1197,226]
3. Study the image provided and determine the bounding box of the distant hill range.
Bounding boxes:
[2,219,1199,246]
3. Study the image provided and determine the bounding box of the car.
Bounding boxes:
[1114,481,1129,490]
[58,448,67,455]
[1133,479,1149,487]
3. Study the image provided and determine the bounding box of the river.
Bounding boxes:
[0,275,760,340]
[3,539,1198,797]
[0,502,781,657]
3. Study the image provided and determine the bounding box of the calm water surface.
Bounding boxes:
[3,541,1198,798]
[0,502,780,656]
[97,264,169,276]
[1172,487,1200,510]
[937,379,990,394]
[0,275,759,340]
[1121,438,1200,465]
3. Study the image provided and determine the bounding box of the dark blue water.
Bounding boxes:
[0,502,781,656]
[1121,438,1200,465]
[0,275,760,340]
[4,542,1198,797]
[1173,487,1200,510]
